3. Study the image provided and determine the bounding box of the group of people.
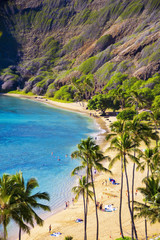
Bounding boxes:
[65,198,75,209]
[96,201,103,210]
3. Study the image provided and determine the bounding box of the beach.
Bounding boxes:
[3,93,160,240]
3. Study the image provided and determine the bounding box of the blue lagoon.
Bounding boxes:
[0,95,99,239]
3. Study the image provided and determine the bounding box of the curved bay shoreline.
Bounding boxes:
[1,93,160,240]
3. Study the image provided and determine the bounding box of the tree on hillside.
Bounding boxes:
[108,88,126,110]
[117,109,137,120]
[152,95,160,110]
[127,90,147,110]
[87,94,119,115]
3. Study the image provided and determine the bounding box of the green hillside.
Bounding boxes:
[0,0,160,102]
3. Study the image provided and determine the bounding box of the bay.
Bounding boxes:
[0,95,99,239]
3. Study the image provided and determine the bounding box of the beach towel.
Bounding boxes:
[51,232,62,237]
[75,218,83,223]
[104,204,116,212]
[112,182,119,185]
[109,177,119,185]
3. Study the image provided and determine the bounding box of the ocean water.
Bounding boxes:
[0,95,99,239]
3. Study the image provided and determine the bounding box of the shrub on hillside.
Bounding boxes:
[152,95,160,110]
[53,85,75,101]
[94,34,114,53]
[117,109,137,120]
[103,73,128,91]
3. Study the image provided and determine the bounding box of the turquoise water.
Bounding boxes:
[0,95,99,239]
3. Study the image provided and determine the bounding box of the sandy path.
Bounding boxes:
[2,93,160,240]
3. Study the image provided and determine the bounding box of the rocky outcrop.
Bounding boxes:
[133,61,160,80]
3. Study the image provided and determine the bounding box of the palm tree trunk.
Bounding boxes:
[3,222,7,240]
[19,226,21,240]
[90,167,99,240]
[145,218,148,240]
[124,157,138,240]
[83,192,86,240]
[85,158,89,240]
[132,162,135,239]
[119,156,124,238]
[144,165,150,240]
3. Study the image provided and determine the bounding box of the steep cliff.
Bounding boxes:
[0,0,160,98]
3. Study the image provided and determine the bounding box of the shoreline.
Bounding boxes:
[1,93,160,240]
[3,93,110,149]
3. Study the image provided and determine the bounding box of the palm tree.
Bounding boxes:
[71,137,95,240]
[127,90,147,111]
[106,120,128,238]
[11,172,50,240]
[138,147,160,178]
[137,146,160,240]
[134,176,160,225]
[148,110,160,145]
[127,117,153,238]
[72,176,93,240]
[107,132,139,240]
[0,174,26,240]
[71,137,109,240]
[88,148,110,240]
[112,88,126,110]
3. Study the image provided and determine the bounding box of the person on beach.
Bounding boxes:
[72,198,74,205]
[65,201,67,208]
[96,201,100,209]
[99,203,103,210]
[49,224,51,233]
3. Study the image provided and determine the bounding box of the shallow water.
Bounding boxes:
[0,95,99,239]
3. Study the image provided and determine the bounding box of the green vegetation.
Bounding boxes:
[79,56,97,74]
[40,37,59,58]
[71,107,160,239]
[0,0,160,103]
[115,237,132,240]
[95,34,113,53]
[63,36,84,53]
[71,137,109,240]
[0,172,50,240]
[103,73,128,91]
[96,62,116,82]
[72,9,91,25]
[117,109,137,120]
[8,90,35,96]
[120,1,144,19]
[148,0,160,11]
[64,237,73,240]
[53,85,75,102]
[88,94,119,115]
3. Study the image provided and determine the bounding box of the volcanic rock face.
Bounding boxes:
[0,0,160,94]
